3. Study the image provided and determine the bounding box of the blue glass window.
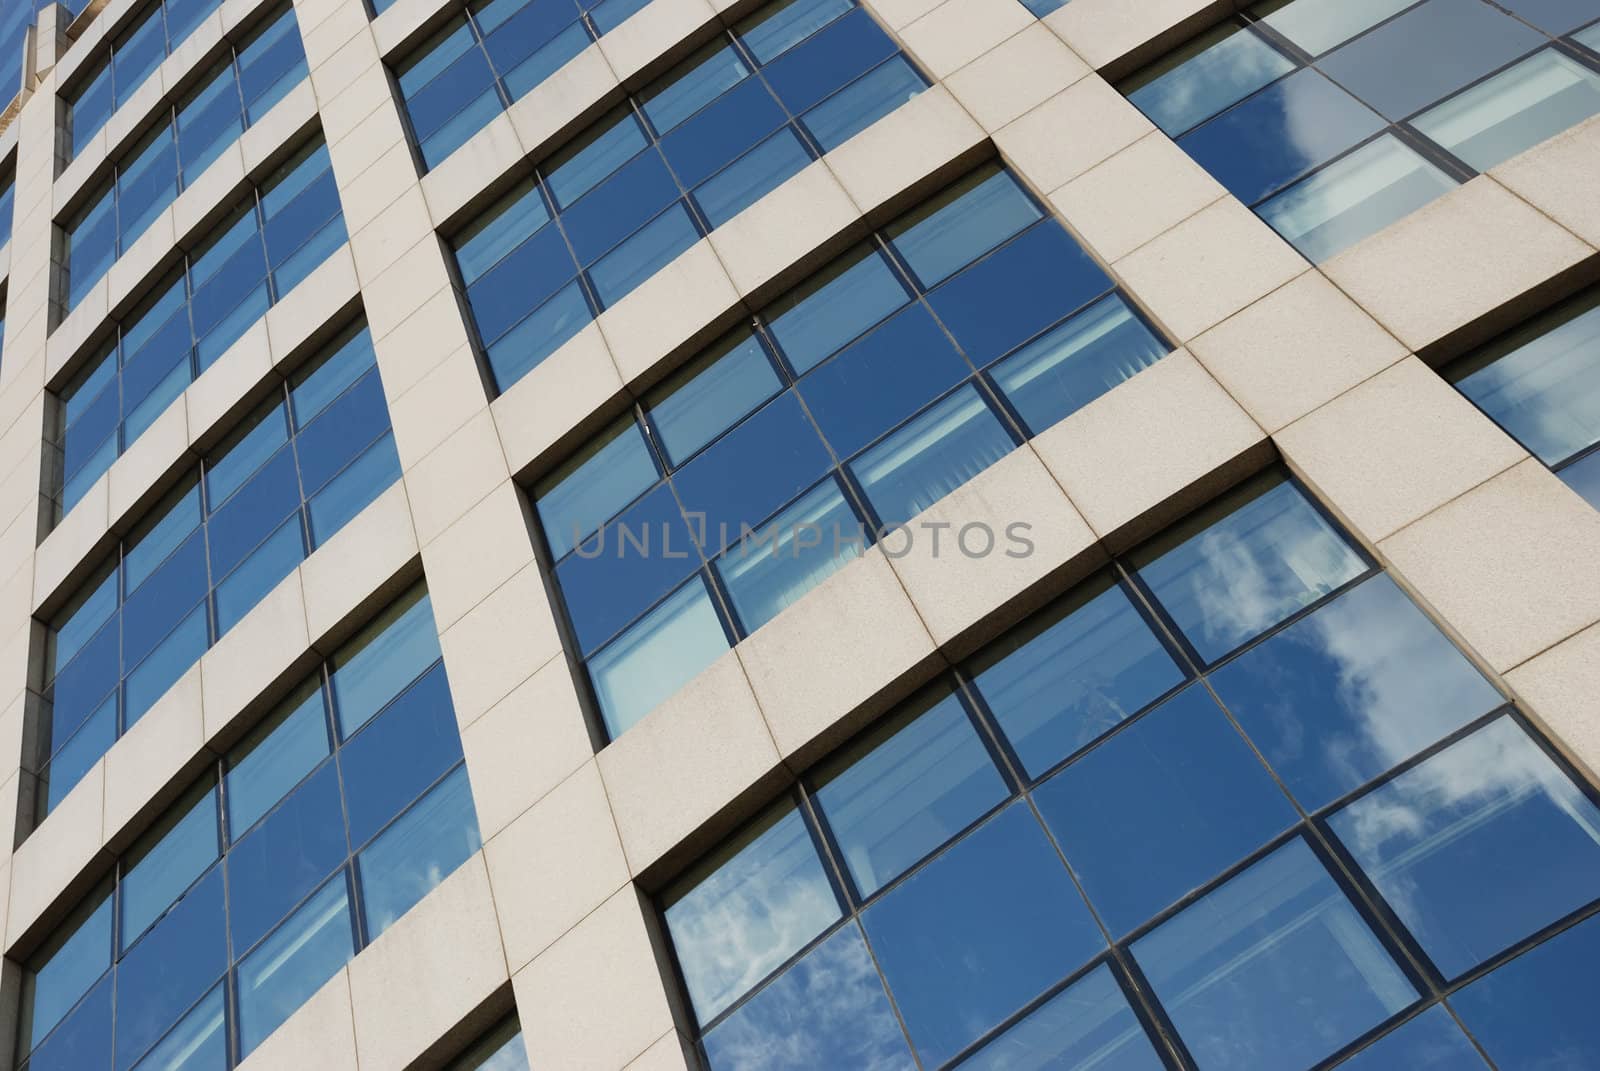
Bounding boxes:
[1034,684,1298,937]
[1120,0,1600,260]
[0,166,13,250]
[21,584,479,1069]
[533,166,1170,740]
[1450,287,1600,509]
[42,323,397,820]
[58,133,346,514]
[957,964,1167,1071]
[1329,716,1600,979]
[64,0,258,160]
[1333,1007,1487,1070]
[1453,911,1600,1069]
[446,0,926,391]
[1132,471,1368,663]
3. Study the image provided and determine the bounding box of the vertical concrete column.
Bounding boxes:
[286,3,688,1065]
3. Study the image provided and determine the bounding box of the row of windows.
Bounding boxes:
[42,320,400,823]
[57,134,348,516]
[660,470,1600,1071]
[1122,0,1600,262]
[1449,285,1600,510]
[19,585,482,1071]
[62,4,309,314]
[446,0,926,390]
[531,163,1171,740]
[65,0,234,160]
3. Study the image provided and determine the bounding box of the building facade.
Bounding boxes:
[0,0,1592,1067]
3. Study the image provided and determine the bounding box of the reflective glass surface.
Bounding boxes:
[444,0,926,389]
[533,165,1170,739]
[956,964,1166,1071]
[1453,911,1600,1068]
[1333,1007,1487,1070]
[59,136,349,515]
[21,585,479,1069]
[44,323,397,819]
[1121,0,1600,259]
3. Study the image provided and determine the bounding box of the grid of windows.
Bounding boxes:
[65,0,237,160]
[387,0,651,157]
[58,134,348,515]
[61,4,309,314]
[1449,286,1600,511]
[1121,0,1600,262]
[448,0,926,389]
[660,470,1600,1071]
[18,585,481,1071]
[42,321,401,822]
[531,164,1172,740]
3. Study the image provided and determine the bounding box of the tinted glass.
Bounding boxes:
[956,964,1167,1071]
[1127,25,1295,135]
[1452,912,1600,1069]
[1334,1006,1488,1071]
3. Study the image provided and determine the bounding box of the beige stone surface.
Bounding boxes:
[515,886,676,1070]
[185,319,273,443]
[1032,349,1266,544]
[349,854,510,1068]
[886,446,1102,652]
[598,0,713,83]
[737,548,939,763]
[238,968,358,1071]
[301,482,419,643]
[598,651,781,877]
[420,481,537,630]
[1381,460,1600,672]
[492,322,625,477]
[995,76,1155,195]
[1322,177,1595,355]
[1050,131,1224,262]
[485,761,628,971]
[460,657,595,836]
[1490,112,1600,249]
[389,346,492,471]
[598,239,740,387]
[1045,0,1221,70]
[6,758,105,948]
[404,409,510,545]
[101,665,207,844]
[438,561,564,726]
[1188,271,1407,433]
[709,159,860,299]
[1506,621,1600,783]
[902,0,1036,80]
[200,572,313,739]
[1278,357,1527,542]
[107,396,188,523]
[825,85,985,217]
[945,23,1090,133]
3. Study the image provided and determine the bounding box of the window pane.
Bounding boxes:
[1452,912,1600,1069]
[649,333,782,466]
[888,167,1041,289]
[1333,1006,1487,1071]
[955,963,1166,1071]
[226,761,348,953]
[113,867,227,1071]
[738,0,852,64]
[307,433,401,544]
[120,784,220,949]
[693,127,812,228]
[130,982,226,1071]
[1329,717,1600,979]
[1178,68,1385,204]
[1258,133,1456,262]
[1560,448,1600,510]
[124,604,209,727]
[1035,685,1297,937]
[800,54,924,152]
[27,973,112,1071]
[546,112,648,208]
[26,890,112,1048]
[340,662,461,848]
[236,876,356,1058]
[214,514,306,635]
[972,573,1183,776]
[716,480,863,632]
[1210,574,1501,810]
[536,419,657,560]
[1126,25,1295,136]
[330,588,442,737]
[1133,473,1366,663]
[227,681,331,837]
[862,802,1106,1068]
[815,691,1008,897]
[587,202,700,307]
[1413,49,1600,171]
[1258,0,1417,56]
[763,7,896,114]
[991,293,1169,434]
[641,43,750,133]
[664,800,841,1024]
[851,385,1014,528]
[357,764,481,939]
[483,281,593,390]
[1131,837,1416,1071]
[702,924,915,1071]
[1318,0,1544,122]
[588,577,729,738]
[765,245,909,374]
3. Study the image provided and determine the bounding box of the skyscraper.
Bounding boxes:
[1,0,1599,1067]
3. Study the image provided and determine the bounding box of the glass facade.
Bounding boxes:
[60,4,309,314]
[1449,286,1600,511]
[661,470,1600,1071]
[64,0,240,160]
[42,321,401,821]
[18,584,481,1071]
[530,164,1171,739]
[58,134,348,514]
[447,0,926,388]
[449,1015,531,1071]
[1122,0,1600,260]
